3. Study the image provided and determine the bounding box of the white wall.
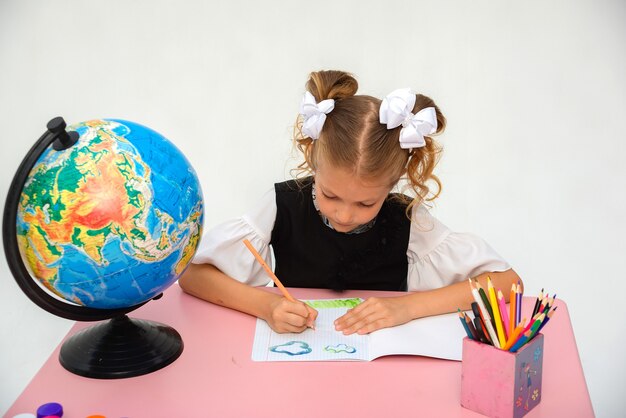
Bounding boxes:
[1,0,624,416]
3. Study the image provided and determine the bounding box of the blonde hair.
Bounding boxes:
[293,70,446,216]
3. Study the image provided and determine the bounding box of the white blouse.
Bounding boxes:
[192,188,511,291]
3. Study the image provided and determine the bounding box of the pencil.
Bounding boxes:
[469,279,500,348]
[521,312,545,337]
[509,283,517,330]
[509,330,532,353]
[458,309,474,340]
[516,283,522,324]
[464,312,479,340]
[525,313,546,343]
[488,277,506,348]
[531,288,544,318]
[471,302,492,344]
[242,239,295,302]
[497,289,510,339]
[474,280,494,326]
[536,306,557,334]
[473,317,489,344]
[502,318,526,351]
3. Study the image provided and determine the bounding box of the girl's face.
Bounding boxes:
[314,162,393,233]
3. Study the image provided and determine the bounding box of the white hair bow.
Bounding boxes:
[299,91,335,140]
[379,88,437,149]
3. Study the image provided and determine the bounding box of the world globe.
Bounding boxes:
[3,117,204,378]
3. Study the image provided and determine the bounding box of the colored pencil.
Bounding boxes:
[464,312,479,340]
[497,289,510,339]
[458,310,474,339]
[471,302,492,344]
[510,283,517,331]
[529,313,545,336]
[521,312,545,336]
[516,283,522,324]
[509,330,532,352]
[538,297,549,314]
[531,288,544,318]
[469,279,500,348]
[536,306,557,334]
[474,280,495,326]
[473,317,489,344]
[502,318,527,351]
[243,239,295,302]
[488,277,506,348]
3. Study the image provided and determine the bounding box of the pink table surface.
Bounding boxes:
[6,285,593,418]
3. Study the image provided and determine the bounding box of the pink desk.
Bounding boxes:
[7,285,593,417]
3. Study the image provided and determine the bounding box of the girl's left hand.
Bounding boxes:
[334,296,412,335]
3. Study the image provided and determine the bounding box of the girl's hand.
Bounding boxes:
[334,296,412,335]
[266,297,318,333]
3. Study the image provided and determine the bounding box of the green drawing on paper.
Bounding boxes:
[305,298,361,309]
[324,343,357,354]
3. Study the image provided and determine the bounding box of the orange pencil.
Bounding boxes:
[502,318,527,351]
[242,239,295,302]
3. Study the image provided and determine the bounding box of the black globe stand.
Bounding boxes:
[59,315,183,379]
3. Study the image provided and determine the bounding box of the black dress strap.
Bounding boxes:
[270,177,411,291]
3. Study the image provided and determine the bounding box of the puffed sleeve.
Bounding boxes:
[406,206,511,291]
[192,188,277,287]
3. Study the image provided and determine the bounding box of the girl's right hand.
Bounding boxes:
[266,297,318,333]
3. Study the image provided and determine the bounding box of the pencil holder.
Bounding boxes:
[460,334,544,418]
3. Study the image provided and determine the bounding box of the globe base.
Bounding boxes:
[59,315,183,379]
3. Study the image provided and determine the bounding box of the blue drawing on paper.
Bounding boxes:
[534,346,542,362]
[324,343,357,354]
[270,341,312,356]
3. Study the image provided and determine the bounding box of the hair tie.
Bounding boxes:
[299,91,335,140]
[379,88,437,149]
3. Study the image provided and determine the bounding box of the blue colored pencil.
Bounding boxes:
[509,330,532,352]
[458,309,474,340]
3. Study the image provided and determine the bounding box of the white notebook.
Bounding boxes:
[251,298,465,362]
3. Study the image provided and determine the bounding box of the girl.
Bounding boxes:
[179,70,521,335]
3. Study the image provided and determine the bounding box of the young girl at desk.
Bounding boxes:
[180,70,521,335]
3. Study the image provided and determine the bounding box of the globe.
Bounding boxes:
[16,118,203,309]
[3,117,204,378]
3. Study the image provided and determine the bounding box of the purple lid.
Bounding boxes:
[36,403,63,418]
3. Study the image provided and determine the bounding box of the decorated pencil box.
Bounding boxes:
[461,334,544,418]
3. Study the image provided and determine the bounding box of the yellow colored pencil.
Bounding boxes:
[487,277,506,348]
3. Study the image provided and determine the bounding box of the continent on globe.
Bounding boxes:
[16,119,204,309]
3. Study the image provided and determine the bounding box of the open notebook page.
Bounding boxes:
[252,298,464,362]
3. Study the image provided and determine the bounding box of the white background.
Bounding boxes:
[1,0,624,416]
